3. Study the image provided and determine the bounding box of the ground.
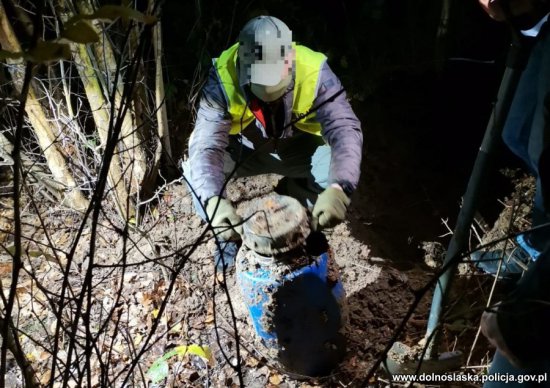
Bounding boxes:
[0,68,537,387]
[0,163,536,387]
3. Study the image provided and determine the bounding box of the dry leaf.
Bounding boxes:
[205,301,214,324]
[0,262,12,276]
[16,281,31,296]
[134,333,143,347]
[141,292,154,306]
[113,343,124,354]
[55,232,70,247]
[170,322,182,333]
[40,370,51,385]
[269,373,282,385]
[34,290,47,302]
[204,314,214,324]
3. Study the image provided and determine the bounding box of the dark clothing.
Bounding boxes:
[186,60,362,205]
[502,23,550,251]
[485,17,550,387]
[485,247,550,387]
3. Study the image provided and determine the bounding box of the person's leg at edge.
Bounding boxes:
[474,28,550,276]
[484,351,550,387]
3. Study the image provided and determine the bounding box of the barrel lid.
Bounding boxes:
[242,194,310,255]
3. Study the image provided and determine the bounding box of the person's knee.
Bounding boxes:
[275,177,321,209]
[310,144,331,188]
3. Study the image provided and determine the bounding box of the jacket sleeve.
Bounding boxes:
[314,62,363,193]
[187,66,231,205]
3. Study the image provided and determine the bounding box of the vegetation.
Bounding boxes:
[0,0,178,385]
[0,0,530,386]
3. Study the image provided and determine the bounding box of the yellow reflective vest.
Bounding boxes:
[213,42,326,136]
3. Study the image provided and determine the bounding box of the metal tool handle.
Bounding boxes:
[424,27,532,360]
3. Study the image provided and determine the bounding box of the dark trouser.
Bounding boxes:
[501,26,550,252]
[184,132,331,220]
[224,133,330,205]
[483,25,550,387]
[484,247,550,387]
[484,351,550,387]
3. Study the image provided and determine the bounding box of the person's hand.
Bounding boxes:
[480,306,524,368]
[206,196,243,241]
[478,0,548,24]
[311,186,351,231]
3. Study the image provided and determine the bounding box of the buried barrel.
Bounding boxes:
[235,194,347,377]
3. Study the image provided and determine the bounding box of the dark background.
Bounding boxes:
[161,0,524,264]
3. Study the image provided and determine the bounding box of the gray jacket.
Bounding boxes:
[188,57,363,204]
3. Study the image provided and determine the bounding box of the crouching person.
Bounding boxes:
[183,16,363,270]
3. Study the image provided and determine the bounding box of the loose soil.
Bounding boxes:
[1,166,535,387]
[0,71,538,387]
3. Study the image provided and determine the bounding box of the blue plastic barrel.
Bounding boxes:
[236,243,347,376]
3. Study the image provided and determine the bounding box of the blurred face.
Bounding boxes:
[250,48,295,102]
[479,0,549,27]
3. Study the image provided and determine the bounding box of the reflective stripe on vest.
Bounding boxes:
[213,42,326,136]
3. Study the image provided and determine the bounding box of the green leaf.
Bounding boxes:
[91,5,157,24]
[26,40,71,63]
[147,357,169,384]
[61,20,99,44]
[0,50,24,61]
[3,244,56,261]
[163,345,213,363]
[147,345,213,383]
[85,138,97,149]
[175,345,213,363]
[4,245,15,255]
[27,250,56,262]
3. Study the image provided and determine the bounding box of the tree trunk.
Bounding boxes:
[76,0,148,196]
[72,42,134,220]
[154,20,172,162]
[53,0,136,219]
[0,5,88,211]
